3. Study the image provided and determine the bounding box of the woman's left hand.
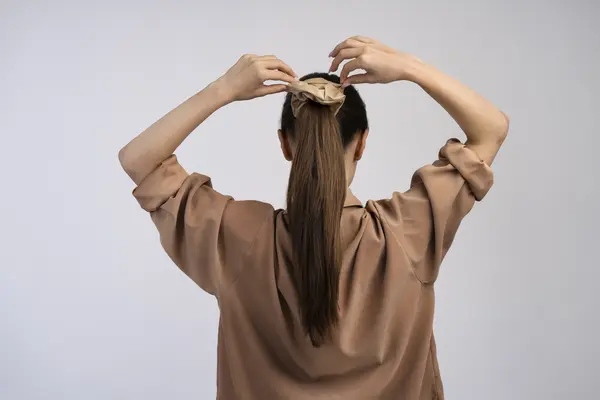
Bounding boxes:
[217,54,297,102]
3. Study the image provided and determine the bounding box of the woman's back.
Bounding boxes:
[120,36,507,400]
[132,135,493,399]
[219,200,439,399]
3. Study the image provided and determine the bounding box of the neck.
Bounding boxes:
[345,160,356,186]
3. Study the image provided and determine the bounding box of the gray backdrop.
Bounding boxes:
[1,0,598,399]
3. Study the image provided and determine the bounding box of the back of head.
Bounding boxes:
[280,73,368,346]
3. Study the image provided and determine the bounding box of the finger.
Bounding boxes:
[261,69,296,84]
[255,84,287,97]
[329,38,365,58]
[340,58,363,82]
[348,36,393,53]
[341,73,371,87]
[349,35,375,44]
[329,47,364,72]
[261,58,297,78]
[256,55,277,60]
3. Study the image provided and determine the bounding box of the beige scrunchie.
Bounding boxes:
[287,78,346,117]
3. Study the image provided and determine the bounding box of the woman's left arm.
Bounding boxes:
[118,54,295,297]
[118,54,296,184]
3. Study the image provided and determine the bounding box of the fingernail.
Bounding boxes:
[342,82,349,88]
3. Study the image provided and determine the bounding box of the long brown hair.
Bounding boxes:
[280,73,368,346]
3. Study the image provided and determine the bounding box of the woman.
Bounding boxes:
[119,36,508,399]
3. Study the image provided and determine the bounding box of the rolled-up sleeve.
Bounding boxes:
[376,139,494,284]
[132,155,273,296]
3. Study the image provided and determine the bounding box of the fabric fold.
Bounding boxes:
[132,155,192,212]
[438,138,494,201]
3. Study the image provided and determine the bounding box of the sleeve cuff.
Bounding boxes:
[132,155,191,212]
[439,139,494,201]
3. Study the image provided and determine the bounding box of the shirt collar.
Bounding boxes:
[344,189,363,208]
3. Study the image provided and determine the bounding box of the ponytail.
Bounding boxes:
[286,102,346,346]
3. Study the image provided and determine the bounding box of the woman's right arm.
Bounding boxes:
[404,60,509,165]
[329,36,505,283]
[329,36,509,164]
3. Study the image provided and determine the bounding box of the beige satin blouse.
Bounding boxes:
[131,138,494,399]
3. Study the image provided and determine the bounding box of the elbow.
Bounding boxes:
[118,146,127,168]
[118,146,138,179]
[499,111,510,140]
[492,111,510,144]
[118,144,156,184]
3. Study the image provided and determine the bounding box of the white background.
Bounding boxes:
[1,0,598,399]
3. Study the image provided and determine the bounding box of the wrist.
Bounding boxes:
[207,78,236,106]
[402,55,428,84]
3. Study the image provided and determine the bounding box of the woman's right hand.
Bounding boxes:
[217,54,297,102]
[328,36,421,87]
